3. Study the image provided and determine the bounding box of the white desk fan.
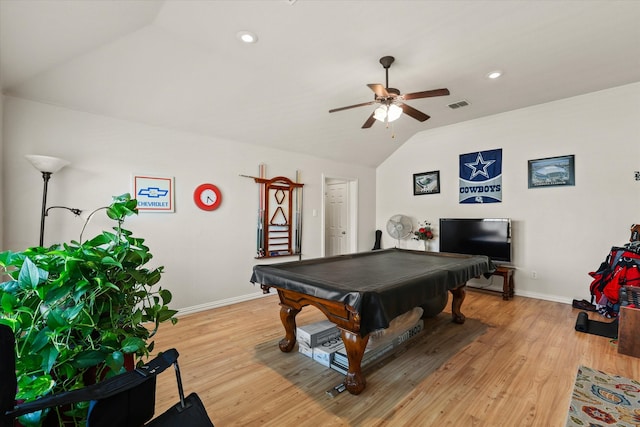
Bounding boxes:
[386,214,413,247]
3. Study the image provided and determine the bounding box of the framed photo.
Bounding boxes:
[133,174,175,212]
[413,171,440,195]
[528,155,575,188]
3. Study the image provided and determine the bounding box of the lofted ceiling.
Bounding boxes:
[1,0,639,168]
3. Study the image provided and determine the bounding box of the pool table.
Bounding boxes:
[250,248,495,395]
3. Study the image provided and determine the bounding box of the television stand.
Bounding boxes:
[491,266,515,300]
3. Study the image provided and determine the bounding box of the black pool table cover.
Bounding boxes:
[251,248,495,336]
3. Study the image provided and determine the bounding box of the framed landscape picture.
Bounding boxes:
[413,171,440,195]
[528,155,575,188]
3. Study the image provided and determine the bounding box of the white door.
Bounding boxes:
[325,181,349,256]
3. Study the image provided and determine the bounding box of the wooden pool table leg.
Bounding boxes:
[278,303,301,352]
[449,285,466,324]
[340,329,370,395]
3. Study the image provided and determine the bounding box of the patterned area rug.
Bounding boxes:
[566,365,640,426]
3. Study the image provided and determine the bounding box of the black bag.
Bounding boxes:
[146,350,214,427]
[0,326,17,427]
[147,393,214,427]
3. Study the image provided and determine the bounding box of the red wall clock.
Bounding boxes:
[193,183,222,211]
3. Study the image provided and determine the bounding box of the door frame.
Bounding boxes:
[321,174,358,257]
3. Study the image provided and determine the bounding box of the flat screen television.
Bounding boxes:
[439,218,512,263]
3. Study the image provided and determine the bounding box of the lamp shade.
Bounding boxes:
[25,155,70,173]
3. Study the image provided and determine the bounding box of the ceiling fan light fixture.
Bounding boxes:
[388,104,402,122]
[374,104,403,123]
[373,105,388,122]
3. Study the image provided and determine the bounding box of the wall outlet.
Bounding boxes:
[531,271,538,279]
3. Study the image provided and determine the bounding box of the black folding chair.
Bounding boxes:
[1,325,214,427]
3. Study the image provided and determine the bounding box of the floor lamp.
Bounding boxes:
[25,155,80,247]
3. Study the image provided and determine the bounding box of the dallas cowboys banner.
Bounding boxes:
[459,148,502,204]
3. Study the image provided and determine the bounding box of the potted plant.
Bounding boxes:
[0,194,178,426]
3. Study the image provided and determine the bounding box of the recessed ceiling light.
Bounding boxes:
[487,70,503,79]
[237,31,258,44]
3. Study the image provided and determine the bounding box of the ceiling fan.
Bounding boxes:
[329,56,450,129]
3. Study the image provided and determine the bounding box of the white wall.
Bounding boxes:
[377,83,640,303]
[0,95,3,251]
[4,83,638,311]
[1,96,376,313]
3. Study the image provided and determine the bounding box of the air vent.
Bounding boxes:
[447,100,470,109]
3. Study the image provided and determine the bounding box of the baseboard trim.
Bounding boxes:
[513,290,573,305]
[176,290,273,317]
[467,284,574,305]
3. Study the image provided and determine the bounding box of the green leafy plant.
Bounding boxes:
[0,194,178,426]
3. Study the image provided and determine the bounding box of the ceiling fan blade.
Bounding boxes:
[329,100,375,113]
[399,103,430,122]
[362,112,376,128]
[367,84,389,98]
[402,88,450,100]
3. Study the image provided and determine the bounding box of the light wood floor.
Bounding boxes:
[150,288,638,426]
